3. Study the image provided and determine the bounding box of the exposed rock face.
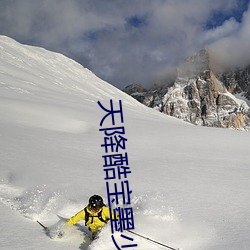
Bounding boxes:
[123,84,147,103]
[123,49,250,130]
[217,66,250,99]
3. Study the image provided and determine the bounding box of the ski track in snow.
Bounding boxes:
[0,179,213,250]
[0,181,62,221]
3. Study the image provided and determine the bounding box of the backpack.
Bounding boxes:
[84,206,109,226]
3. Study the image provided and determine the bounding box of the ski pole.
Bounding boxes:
[127,230,181,250]
[37,220,48,230]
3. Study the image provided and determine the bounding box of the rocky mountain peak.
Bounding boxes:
[123,49,250,130]
[177,49,210,78]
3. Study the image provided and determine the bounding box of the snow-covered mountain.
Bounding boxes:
[217,65,250,100]
[124,49,250,130]
[1,36,250,250]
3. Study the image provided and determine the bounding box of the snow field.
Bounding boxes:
[0,36,250,249]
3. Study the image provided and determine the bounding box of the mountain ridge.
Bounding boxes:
[123,49,250,130]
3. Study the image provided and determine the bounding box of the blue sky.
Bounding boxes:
[0,0,249,89]
[205,0,249,28]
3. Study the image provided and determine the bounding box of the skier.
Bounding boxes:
[66,194,112,239]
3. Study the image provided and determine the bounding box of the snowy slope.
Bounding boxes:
[0,36,250,250]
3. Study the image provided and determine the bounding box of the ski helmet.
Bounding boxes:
[89,195,103,211]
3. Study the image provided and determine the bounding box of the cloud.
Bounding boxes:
[200,18,240,45]
[209,4,250,69]
[0,0,249,88]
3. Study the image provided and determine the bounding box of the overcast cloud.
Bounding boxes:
[0,0,249,89]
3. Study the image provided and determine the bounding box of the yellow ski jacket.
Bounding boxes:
[67,206,112,233]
